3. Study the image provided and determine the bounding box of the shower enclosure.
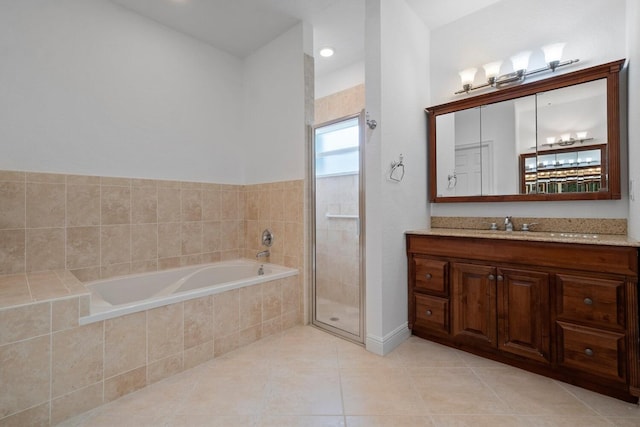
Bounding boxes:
[310,111,365,343]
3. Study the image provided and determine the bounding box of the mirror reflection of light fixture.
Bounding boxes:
[455,43,579,94]
[542,131,594,147]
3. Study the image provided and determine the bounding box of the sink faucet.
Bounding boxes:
[256,249,270,259]
[504,216,514,232]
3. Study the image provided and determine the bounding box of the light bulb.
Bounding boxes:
[542,42,565,64]
[576,131,588,140]
[319,47,334,58]
[483,61,502,81]
[546,137,556,145]
[458,68,477,86]
[510,51,532,73]
[561,133,571,142]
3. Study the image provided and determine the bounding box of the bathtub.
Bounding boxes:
[80,259,298,324]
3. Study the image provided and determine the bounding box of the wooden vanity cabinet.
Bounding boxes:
[407,233,640,402]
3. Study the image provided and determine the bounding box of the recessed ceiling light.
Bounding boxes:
[319,48,334,58]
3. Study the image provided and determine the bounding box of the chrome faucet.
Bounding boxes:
[504,216,514,232]
[256,249,270,259]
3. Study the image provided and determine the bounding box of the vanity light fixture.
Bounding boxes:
[542,131,593,147]
[455,43,579,94]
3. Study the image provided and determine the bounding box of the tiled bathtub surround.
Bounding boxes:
[0,170,304,280]
[0,169,305,426]
[431,216,627,235]
[0,275,300,426]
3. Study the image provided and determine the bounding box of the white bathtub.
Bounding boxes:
[80,259,298,324]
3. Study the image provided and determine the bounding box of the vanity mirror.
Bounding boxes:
[426,59,624,203]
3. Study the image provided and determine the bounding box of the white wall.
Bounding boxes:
[243,23,309,183]
[0,0,245,183]
[315,60,365,99]
[365,0,429,355]
[627,0,640,240]
[429,0,629,219]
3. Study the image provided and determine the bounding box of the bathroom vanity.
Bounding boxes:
[406,231,640,402]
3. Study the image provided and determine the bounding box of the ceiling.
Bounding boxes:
[110,0,503,77]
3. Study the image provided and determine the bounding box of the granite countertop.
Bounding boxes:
[407,228,640,247]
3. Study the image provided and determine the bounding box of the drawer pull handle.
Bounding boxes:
[488,274,495,281]
[585,348,594,357]
[425,273,432,279]
[497,275,504,281]
[425,309,433,316]
[584,297,593,305]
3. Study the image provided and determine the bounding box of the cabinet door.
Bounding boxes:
[451,263,496,348]
[497,268,551,363]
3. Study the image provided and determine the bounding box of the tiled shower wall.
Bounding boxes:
[315,174,360,308]
[314,83,365,125]
[312,84,365,309]
[0,170,304,281]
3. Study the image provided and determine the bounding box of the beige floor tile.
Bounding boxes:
[345,415,434,426]
[607,417,640,426]
[557,382,640,418]
[167,415,260,426]
[177,373,269,415]
[411,367,512,415]
[341,369,428,416]
[522,415,615,426]
[392,337,466,367]
[48,326,640,426]
[431,415,533,426]
[263,368,343,415]
[473,367,596,416]
[260,415,346,426]
[68,413,167,427]
[337,340,402,370]
[87,372,196,421]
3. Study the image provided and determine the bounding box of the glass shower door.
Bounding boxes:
[311,112,364,343]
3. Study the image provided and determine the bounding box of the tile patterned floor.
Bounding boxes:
[59,326,640,426]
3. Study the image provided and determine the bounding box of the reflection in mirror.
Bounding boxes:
[427,59,623,202]
[520,145,605,194]
[435,96,536,197]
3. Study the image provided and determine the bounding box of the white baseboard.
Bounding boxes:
[365,322,411,356]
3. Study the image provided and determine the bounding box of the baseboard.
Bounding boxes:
[365,322,411,356]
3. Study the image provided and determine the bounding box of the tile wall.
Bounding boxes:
[312,84,365,311]
[0,169,305,425]
[315,84,365,125]
[0,274,300,425]
[315,174,360,309]
[0,170,304,281]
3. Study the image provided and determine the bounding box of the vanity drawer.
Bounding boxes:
[414,294,449,334]
[556,274,625,329]
[557,321,626,382]
[413,257,448,295]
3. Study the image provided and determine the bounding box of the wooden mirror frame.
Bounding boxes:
[426,59,624,203]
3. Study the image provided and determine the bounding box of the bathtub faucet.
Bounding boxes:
[256,249,270,259]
